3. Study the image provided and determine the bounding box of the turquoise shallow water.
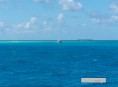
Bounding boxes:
[0,41,117,87]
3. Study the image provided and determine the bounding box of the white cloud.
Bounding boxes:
[89,12,115,25]
[33,0,41,3]
[110,2,118,14]
[89,1,118,26]
[0,22,4,28]
[14,16,37,29]
[59,0,82,11]
[91,15,118,25]
[111,15,118,20]
[81,23,87,27]
[33,0,50,3]
[0,0,8,2]
[43,20,47,25]
[24,22,30,29]
[4,14,68,33]
[110,15,118,23]
[13,16,56,32]
[0,5,8,9]
[24,17,37,29]
[57,13,64,23]
[30,17,37,24]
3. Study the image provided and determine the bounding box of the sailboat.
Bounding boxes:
[57,40,62,43]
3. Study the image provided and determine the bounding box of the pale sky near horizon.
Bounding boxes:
[0,0,118,40]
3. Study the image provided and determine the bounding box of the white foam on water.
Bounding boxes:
[81,78,106,83]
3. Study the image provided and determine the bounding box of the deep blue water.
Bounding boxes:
[0,41,118,87]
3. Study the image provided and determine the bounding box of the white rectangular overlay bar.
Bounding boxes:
[81,78,106,83]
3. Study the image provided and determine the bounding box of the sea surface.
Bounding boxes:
[0,41,117,87]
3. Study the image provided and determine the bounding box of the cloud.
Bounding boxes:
[33,0,40,3]
[12,16,54,33]
[24,17,37,29]
[58,0,82,11]
[87,1,118,26]
[91,14,118,26]
[30,17,37,24]
[14,16,38,29]
[89,0,118,26]
[1,13,67,34]
[0,0,8,10]
[110,2,118,14]
[81,23,87,27]
[0,22,4,28]
[43,20,47,25]
[0,5,8,9]
[57,13,64,23]
[33,0,51,3]
[0,0,8,2]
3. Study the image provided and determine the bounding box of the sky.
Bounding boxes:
[0,0,118,40]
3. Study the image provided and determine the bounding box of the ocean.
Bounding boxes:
[0,41,117,87]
